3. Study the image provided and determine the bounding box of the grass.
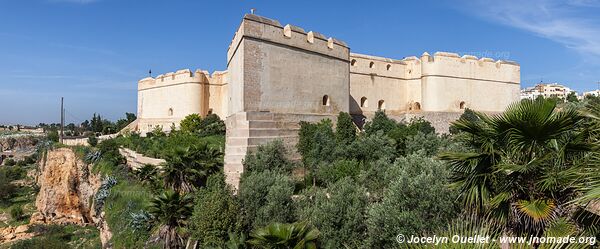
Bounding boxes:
[0,164,38,228]
[91,150,154,248]
[0,224,101,249]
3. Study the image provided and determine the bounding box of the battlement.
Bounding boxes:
[349,53,412,79]
[227,14,349,63]
[138,69,210,90]
[420,51,520,84]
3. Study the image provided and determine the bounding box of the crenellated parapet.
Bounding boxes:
[420,52,520,84]
[227,14,349,64]
[138,69,211,91]
[349,53,411,79]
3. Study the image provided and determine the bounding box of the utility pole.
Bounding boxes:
[60,97,64,143]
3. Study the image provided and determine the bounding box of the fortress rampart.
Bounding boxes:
[136,69,228,134]
[131,14,521,189]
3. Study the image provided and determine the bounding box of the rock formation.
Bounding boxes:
[0,225,34,244]
[30,148,100,225]
[27,147,113,248]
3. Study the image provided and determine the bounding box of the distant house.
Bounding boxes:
[520,83,576,100]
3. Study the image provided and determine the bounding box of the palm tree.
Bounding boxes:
[440,98,594,236]
[161,143,223,193]
[136,164,158,183]
[149,190,194,249]
[247,221,320,249]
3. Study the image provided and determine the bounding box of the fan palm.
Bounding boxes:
[149,190,194,249]
[440,98,594,236]
[247,221,320,249]
[161,142,223,193]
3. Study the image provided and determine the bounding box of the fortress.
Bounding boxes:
[132,14,521,187]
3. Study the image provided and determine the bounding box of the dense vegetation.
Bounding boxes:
[7,96,600,248]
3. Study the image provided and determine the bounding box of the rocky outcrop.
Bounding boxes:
[30,148,101,225]
[0,135,40,151]
[0,225,34,243]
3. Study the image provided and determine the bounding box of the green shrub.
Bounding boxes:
[365,154,458,248]
[296,178,368,248]
[0,173,16,200]
[335,112,356,145]
[239,170,295,231]
[180,113,203,133]
[198,113,226,136]
[10,205,24,220]
[190,173,240,247]
[364,110,397,136]
[97,139,124,165]
[404,132,447,156]
[10,236,64,249]
[87,135,98,147]
[315,159,361,186]
[4,158,16,166]
[243,140,293,174]
[344,131,396,163]
[47,130,59,143]
[23,155,37,165]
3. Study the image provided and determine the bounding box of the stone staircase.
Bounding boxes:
[224,111,302,188]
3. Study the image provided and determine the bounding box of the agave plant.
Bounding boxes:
[440,98,594,236]
[247,221,320,249]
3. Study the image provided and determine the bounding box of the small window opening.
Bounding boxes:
[360,97,368,108]
[322,95,330,106]
[378,100,385,110]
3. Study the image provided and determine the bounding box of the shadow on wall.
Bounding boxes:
[350,96,362,115]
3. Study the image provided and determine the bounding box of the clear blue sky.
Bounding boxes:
[1,0,599,125]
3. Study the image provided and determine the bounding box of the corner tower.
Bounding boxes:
[224,14,350,188]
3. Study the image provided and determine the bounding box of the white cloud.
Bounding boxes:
[459,0,600,56]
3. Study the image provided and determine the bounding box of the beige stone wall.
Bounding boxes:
[227,14,350,115]
[135,69,228,134]
[349,52,520,116]
[224,14,350,188]
[349,53,422,116]
[420,52,520,112]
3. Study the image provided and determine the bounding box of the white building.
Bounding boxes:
[520,83,575,100]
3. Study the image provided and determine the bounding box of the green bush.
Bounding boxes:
[179,113,203,133]
[47,130,59,143]
[343,131,396,163]
[335,112,356,145]
[315,159,361,186]
[365,154,458,248]
[364,111,397,136]
[239,170,295,231]
[190,173,240,247]
[243,140,293,174]
[4,158,16,166]
[10,205,24,220]
[404,132,447,156]
[198,113,226,137]
[0,174,16,201]
[10,236,64,249]
[87,135,98,147]
[97,139,124,166]
[296,178,368,248]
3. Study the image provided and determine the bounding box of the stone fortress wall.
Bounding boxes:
[135,69,228,134]
[130,14,521,188]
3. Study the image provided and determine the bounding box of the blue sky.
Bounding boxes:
[1,0,599,125]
